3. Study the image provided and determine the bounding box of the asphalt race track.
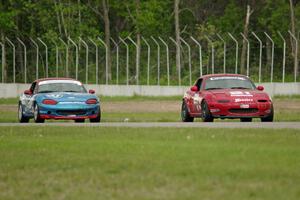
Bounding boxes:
[0,122,300,129]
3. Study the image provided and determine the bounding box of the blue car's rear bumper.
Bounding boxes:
[38,103,100,120]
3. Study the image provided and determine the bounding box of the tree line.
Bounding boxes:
[0,0,299,84]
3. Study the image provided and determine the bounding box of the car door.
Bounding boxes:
[24,82,37,112]
[192,78,204,114]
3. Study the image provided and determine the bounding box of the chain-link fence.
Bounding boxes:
[1,31,299,85]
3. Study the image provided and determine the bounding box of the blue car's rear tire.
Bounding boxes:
[34,104,45,123]
[18,103,29,123]
[90,108,101,123]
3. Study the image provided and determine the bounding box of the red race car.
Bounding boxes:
[181,74,274,122]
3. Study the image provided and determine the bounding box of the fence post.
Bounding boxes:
[98,37,108,85]
[288,30,298,82]
[151,36,160,85]
[217,34,226,73]
[110,38,119,85]
[169,37,181,85]
[50,39,59,78]
[119,37,129,85]
[79,37,89,84]
[68,37,79,80]
[190,36,202,77]
[240,33,250,77]
[37,38,48,78]
[228,33,239,74]
[159,37,170,86]
[180,37,192,85]
[17,37,27,83]
[59,38,69,77]
[89,38,99,85]
[5,37,16,83]
[204,35,214,74]
[127,36,139,85]
[277,31,286,83]
[264,32,274,83]
[142,37,151,85]
[0,42,4,83]
[251,32,262,83]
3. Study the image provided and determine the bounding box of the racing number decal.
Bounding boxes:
[193,93,202,112]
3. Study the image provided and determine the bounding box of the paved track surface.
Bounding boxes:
[0,122,300,129]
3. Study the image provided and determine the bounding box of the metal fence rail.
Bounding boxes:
[0,31,299,85]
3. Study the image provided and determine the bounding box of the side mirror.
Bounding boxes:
[24,90,32,95]
[257,85,264,91]
[89,89,95,94]
[190,86,198,92]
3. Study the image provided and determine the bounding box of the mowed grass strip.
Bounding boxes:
[0,127,299,200]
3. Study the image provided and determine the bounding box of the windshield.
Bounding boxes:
[204,76,255,90]
[38,82,87,93]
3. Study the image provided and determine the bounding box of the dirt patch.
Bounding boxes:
[1,99,299,113]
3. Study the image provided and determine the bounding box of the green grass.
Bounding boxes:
[1,96,300,122]
[0,127,299,200]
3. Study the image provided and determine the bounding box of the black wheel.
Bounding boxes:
[240,118,252,122]
[90,108,101,123]
[201,100,214,122]
[181,101,194,122]
[75,119,85,123]
[34,104,45,123]
[18,103,29,123]
[261,105,274,122]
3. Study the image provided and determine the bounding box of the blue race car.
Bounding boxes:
[18,78,101,123]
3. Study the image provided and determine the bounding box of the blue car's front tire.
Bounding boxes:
[18,103,30,123]
[34,104,45,123]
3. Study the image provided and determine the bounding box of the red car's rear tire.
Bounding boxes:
[181,101,194,122]
[261,105,274,122]
[201,101,214,122]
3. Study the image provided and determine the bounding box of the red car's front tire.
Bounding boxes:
[181,101,194,122]
[201,101,214,122]
[261,105,274,122]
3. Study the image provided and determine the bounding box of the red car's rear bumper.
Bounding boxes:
[208,102,272,118]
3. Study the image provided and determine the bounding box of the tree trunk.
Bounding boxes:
[102,0,112,82]
[1,34,7,83]
[289,0,298,78]
[240,5,251,75]
[174,0,181,84]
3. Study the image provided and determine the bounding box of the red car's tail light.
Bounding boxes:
[42,99,58,105]
[86,98,98,104]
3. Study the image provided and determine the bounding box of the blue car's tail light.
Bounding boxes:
[42,99,58,105]
[86,98,98,104]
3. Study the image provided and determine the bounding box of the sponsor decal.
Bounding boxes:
[210,76,246,81]
[39,80,82,85]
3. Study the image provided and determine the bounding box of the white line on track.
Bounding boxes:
[0,122,300,129]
